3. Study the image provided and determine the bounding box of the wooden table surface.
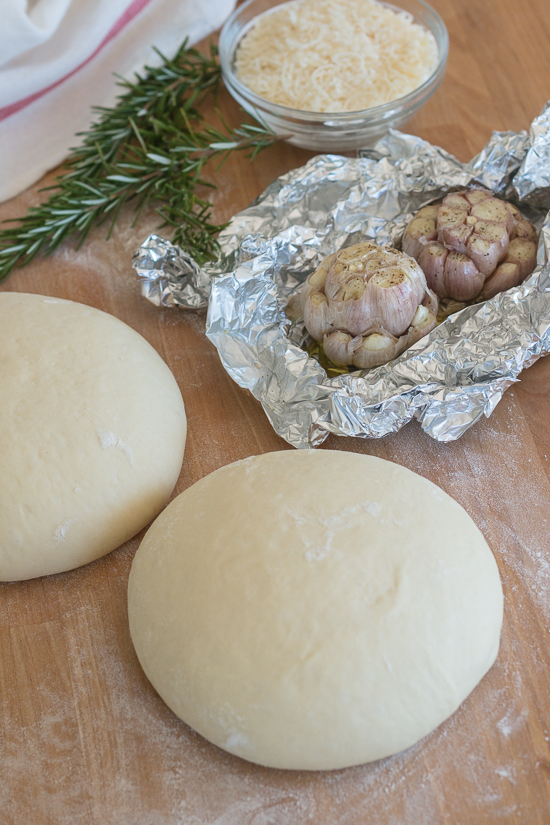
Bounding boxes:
[2,1,550,822]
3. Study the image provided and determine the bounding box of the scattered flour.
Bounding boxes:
[288,501,383,562]
[2,389,550,823]
[97,428,135,467]
[495,766,517,784]
[224,733,250,751]
[497,708,528,739]
[53,519,77,542]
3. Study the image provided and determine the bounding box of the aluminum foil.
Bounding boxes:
[133,102,550,448]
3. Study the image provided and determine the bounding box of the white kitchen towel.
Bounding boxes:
[0,0,236,202]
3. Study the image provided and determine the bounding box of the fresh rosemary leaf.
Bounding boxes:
[0,40,279,282]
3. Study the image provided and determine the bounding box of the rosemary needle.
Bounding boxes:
[0,41,279,282]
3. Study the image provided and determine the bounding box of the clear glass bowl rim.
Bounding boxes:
[219,0,450,123]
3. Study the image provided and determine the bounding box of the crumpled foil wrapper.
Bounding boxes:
[133,102,550,448]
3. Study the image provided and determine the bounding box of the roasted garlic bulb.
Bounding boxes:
[402,190,538,302]
[301,242,438,369]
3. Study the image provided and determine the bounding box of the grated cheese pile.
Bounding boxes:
[235,0,439,113]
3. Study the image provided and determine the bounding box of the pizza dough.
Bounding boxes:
[128,449,503,771]
[0,293,186,581]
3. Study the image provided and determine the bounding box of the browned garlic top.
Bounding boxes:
[301,242,438,369]
[402,190,537,302]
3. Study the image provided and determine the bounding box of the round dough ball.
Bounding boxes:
[128,450,503,771]
[0,293,186,581]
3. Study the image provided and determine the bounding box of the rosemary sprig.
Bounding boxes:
[0,41,279,281]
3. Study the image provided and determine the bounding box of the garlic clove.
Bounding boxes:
[328,282,411,338]
[514,219,537,242]
[352,335,398,369]
[303,292,332,341]
[324,245,377,301]
[471,220,509,262]
[349,327,399,370]
[362,331,396,351]
[404,319,437,350]
[337,242,378,265]
[444,251,484,301]
[340,277,366,301]
[466,235,502,277]
[480,262,522,301]
[442,193,469,209]
[473,220,507,241]
[358,304,437,371]
[506,202,522,225]
[438,223,473,255]
[417,243,448,296]
[411,304,430,329]
[470,198,511,229]
[464,189,493,206]
[416,204,439,221]
[301,252,338,309]
[437,205,468,231]
[310,253,337,286]
[368,260,427,337]
[505,238,538,279]
[323,330,357,365]
[369,266,411,289]
[402,216,437,259]
[406,307,437,341]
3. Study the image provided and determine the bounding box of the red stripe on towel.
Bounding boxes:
[0,0,155,122]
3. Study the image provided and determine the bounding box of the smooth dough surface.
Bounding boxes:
[128,450,503,771]
[0,293,186,581]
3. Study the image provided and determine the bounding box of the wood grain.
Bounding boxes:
[2,1,550,822]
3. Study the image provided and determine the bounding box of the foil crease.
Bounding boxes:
[133,102,550,448]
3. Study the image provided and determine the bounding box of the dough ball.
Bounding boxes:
[0,293,186,581]
[128,450,503,771]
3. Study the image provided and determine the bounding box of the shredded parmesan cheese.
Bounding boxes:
[235,0,438,113]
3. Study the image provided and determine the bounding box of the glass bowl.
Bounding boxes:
[219,0,449,152]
